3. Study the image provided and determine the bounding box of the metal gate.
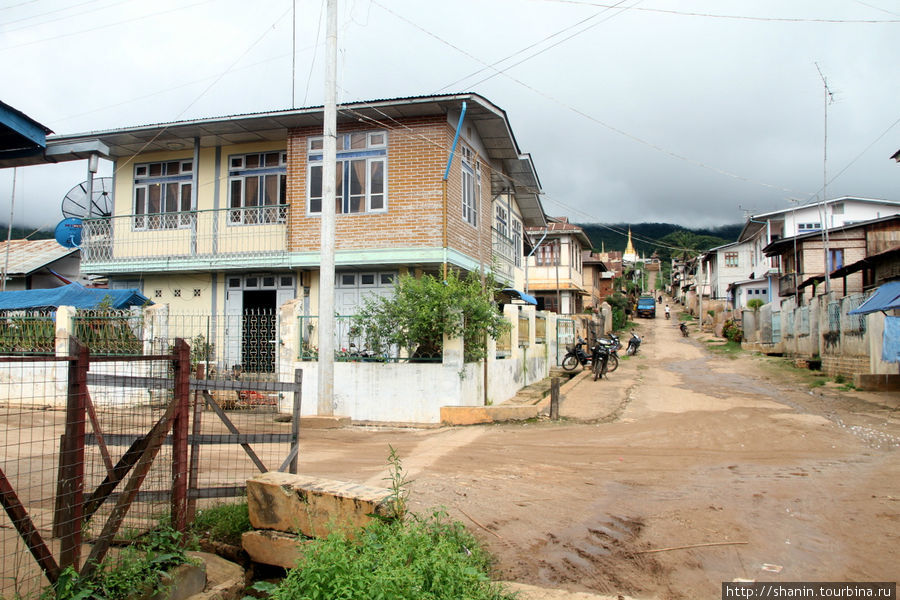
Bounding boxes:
[771,312,782,343]
[0,338,302,598]
[556,318,575,366]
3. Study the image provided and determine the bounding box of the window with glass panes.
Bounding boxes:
[307,131,386,214]
[461,146,480,227]
[228,151,287,225]
[724,252,739,267]
[133,160,193,230]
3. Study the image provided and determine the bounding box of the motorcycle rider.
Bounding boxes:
[664,304,670,319]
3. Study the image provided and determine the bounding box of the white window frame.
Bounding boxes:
[307,131,388,215]
[133,160,194,230]
[227,151,288,226]
[461,148,480,228]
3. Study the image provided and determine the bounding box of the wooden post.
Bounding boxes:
[170,339,190,535]
[550,377,560,420]
[290,368,302,474]
[186,363,205,523]
[58,338,88,571]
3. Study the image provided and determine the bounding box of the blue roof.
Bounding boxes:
[848,281,900,315]
[0,283,150,310]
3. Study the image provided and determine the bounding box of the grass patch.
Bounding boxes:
[268,511,514,600]
[705,339,743,358]
[190,501,251,546]
[809,378,827,388]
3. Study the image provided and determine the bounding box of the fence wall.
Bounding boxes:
[741,290,896,378]
[2,300,571,425]
[278,300,561,424]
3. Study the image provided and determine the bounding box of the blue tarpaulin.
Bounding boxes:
[0,283,150,310]
[883,317,900,363]
[848,281,900,315]
[501,288,538,305]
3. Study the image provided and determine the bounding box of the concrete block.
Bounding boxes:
[246,472,393,538]
[241,530,312,569]
[184,551,244,600]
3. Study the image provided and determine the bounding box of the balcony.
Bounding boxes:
[80,206,290,273]
[779,272,797,296]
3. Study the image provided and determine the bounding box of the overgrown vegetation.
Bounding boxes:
[352,271,510,363]
[190,502,251,546]
[250,446,513,600]
[722,319,743,343]
[604,292,629,330]
[45,527,191,600]
[267,512,514,600]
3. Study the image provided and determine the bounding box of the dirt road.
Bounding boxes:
[294,309,900,599]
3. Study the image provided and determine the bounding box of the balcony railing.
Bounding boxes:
[81,206,289,270]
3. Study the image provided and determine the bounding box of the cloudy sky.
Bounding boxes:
[1,0,898,236]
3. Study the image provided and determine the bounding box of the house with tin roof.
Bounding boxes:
[0,239,83,291]
[44,93,546,373]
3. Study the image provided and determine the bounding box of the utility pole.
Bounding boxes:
[317,0,337,416]
[2,168,16,292]
[815,62,833,295]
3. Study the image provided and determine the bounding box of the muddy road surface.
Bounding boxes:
[294,310,900,599]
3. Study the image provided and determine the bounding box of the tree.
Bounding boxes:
[352,271,510,363]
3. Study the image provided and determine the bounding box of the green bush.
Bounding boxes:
[271,511,514,600]
[722,319,743,343]
[747,299,765,311]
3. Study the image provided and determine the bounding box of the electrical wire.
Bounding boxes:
[0,0,216,53]
[371,0,807,199]
[435,0,636,93]
[1,0,131,31]
[533,0,900,23]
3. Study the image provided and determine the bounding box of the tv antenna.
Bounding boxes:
[61,177,113,219]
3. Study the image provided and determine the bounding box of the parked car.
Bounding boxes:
[636,296,656,318]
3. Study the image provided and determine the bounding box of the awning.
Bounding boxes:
[0,282,150,311]
[848,281,900,315]
[501,288,537,305]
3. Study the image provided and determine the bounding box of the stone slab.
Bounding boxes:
[184,552,244,600]
[440,404,539,425]
[299,415,351,429]
[241,530,311,569]
[246,471,393,538]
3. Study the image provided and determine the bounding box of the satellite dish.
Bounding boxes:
[62,177,113,219]
[55,218,83,248]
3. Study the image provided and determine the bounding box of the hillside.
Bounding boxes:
[579,222,742,259]
[0,224,54,242]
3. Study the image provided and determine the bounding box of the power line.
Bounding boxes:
[533,0,900,23]
[0,0,216,53]
[435,0,636,93]
[1,0,130,31]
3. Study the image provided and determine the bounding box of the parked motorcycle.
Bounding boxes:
[561,337,591,371]
[562,336,619,373]
[625,332,641,355]
[594,334,620,373]
[679,322,689,337]
[591,341,610,381]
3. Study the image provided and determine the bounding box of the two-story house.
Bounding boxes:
[764,214,900,300]
[47,93,546,372]
[737,197,900,305]
[581,250,614,311]
[699,240,761,309]
[525,217,592,314]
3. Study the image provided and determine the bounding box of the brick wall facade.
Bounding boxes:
[285,115,491,267]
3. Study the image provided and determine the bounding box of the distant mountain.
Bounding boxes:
[579,222,743,259]
[0,224,54,242]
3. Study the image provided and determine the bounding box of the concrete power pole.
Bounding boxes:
[317,0,337,416]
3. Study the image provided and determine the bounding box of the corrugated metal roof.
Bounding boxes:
[0,239,78,276]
